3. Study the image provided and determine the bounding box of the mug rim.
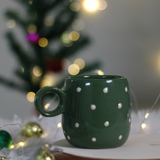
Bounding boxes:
[68,75,126,80]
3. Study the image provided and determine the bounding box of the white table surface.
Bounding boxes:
[53,134,160,159]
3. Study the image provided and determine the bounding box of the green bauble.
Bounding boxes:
[0,130,12,149]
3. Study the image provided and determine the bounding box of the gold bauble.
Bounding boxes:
[0,156,9,160]
[36,150,55,160]
[22,122,43,137]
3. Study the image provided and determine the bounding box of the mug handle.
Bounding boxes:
[34,86,67,117]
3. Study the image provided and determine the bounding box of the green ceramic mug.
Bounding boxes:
[34,75,131,148]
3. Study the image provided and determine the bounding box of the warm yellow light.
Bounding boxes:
[33,66,43,77]
[26,92,35,102]
[40,73,55,88]
[61,32,73,47]
[44,16,54,26]
[74,58,85,69]
[97,0,107,10]
[28,0,32,4]
[141,123,146,129]
[10,144,15,149]
[19,142,25,147]
[27,24,37,33]
[44,103,50,110]
[69,31,80,41]
[22,67,24,73]
[46,157,51,160]
[70,2,81,12]
[84,0,99,11]
[7,19,16,28]
[98,70,104,75]
[68,64,80,75]
[72,19,85,31]
[38,38,48,47]
[145,113,149,119]
[57,123,62,128]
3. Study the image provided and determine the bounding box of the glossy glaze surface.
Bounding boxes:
[35,75,131,148]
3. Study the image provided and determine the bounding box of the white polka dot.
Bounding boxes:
[103,87,108,93]
[67,136,70,140]
[106,80,112,83]
[91,104,96,110]
[119,135,122,140]
[125,87,128,92]
[76,87,81,92]
[92,137,96,142]
[75,123,79,128]
[129,118,131,123]
[118,103,122,109]
[104,121,109,127]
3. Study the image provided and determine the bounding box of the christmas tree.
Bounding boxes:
[0,0,101,98]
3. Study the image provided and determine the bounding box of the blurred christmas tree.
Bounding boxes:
[0,0,101,100]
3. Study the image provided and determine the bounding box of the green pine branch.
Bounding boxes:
[54,35,90,59]
[29,0,66,13]
[5,32,34,68]
[13,0,28,6]
[0,76,28,92]
[45,5,77,39]
[5,10,27,28]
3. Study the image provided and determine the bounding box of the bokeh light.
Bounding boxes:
[10,144,14,149]
[69,31,80,41]
[70,2,80,12]
[19,142,25,147]
[98,70,104,75]
[7,19,16,28]
[28,0,33,4]
[44,103,50,110]
[26,92,35,102]
[68,64,80,75]
[27,24,37,33]
[40,73,55,88]
[97,0,107,10]
[38,37,48,47]
[33,66,43,77]
[141,123,146,129]
[72,19,85,31]
[57,123,62,128]
[21,67,24,73]
[84,0,98,11]
[74,58,85,69]
[44,16,54,26]
[61,32,73,47]
[145,113,149,119]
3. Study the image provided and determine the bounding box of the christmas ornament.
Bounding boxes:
[0,156,9,160]
[22,122,43,137]
[26,32,39,44]
[0,130,12,149]
[36,150,55,160]
[46,59,63,72]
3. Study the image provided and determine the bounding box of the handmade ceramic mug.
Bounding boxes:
[34,75,131,148]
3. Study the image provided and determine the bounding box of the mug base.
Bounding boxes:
[64,128,130,149]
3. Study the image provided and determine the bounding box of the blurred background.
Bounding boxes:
[0,0,160,119]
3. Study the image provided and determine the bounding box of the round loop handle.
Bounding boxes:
[34,86,67,117]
